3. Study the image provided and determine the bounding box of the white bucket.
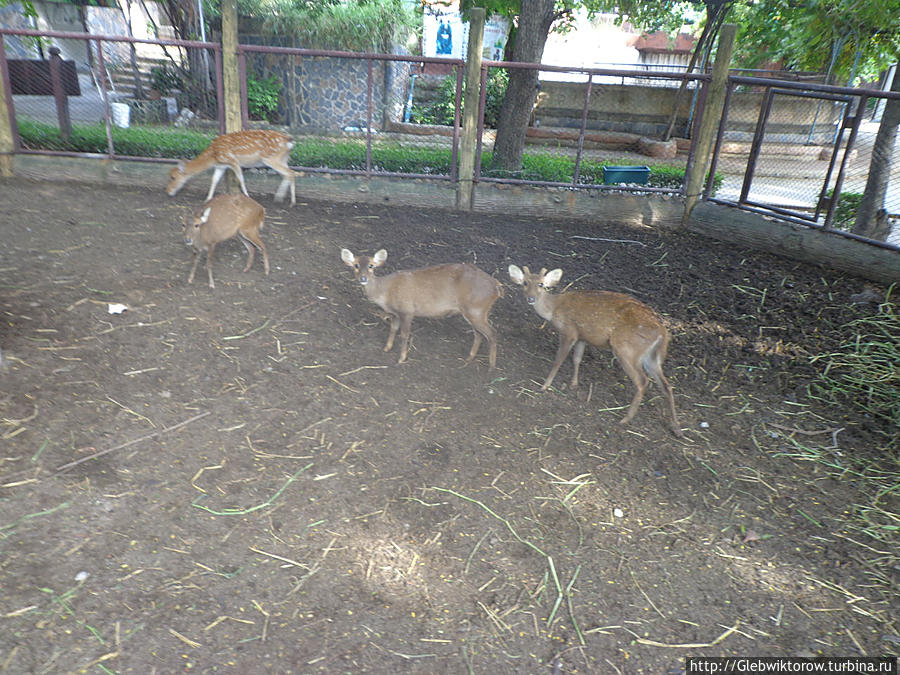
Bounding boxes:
[111,102,130,128]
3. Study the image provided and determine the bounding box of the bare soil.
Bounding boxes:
[1,177,897,674]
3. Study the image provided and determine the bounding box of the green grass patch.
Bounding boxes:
[17,119,698,188]
[809,286,900,429]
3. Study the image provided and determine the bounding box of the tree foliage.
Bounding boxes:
[0,0,37,19]
[467,0,707,170]
[732,0,900,84]
[203,0,419,53]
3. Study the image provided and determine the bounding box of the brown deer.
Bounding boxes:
[184,193,269,289]
[167,130,296,206]
[509,265,682,437]
[341,248,504,368]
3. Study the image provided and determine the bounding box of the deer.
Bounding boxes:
[167,130,296,206]
[183,193,269,289]
[341,248,504,369]
[508,265,683,437]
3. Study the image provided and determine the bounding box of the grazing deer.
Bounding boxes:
[509,265,682,437]
[167,130,296,206]
[341,248,504,368]
[184,193,269,289]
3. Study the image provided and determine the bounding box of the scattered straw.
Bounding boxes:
[223,319,270,341]
[74,651,119,674]
[192,463,312,515]
[55,411,211,473]
[168,628,201,648]
[636,622,740,648]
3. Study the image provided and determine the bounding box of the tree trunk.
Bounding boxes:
[662,4,726,141]
[852,64,900,241]
[489,0,557,173]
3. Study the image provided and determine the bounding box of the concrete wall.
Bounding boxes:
[535,80,695,136]
[533,80,842,139]
[8,155,898,285]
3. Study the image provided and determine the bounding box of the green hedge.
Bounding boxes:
[17,119,702,189]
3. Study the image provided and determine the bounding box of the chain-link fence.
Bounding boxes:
[3,29,220,163]
[3,27,899,246]
[472,61,706,193]
[2,29,465,180]
[707,76,900,243]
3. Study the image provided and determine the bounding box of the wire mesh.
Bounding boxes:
[474,62,696,192]
[3,28,899,245]
[9,33,221,158]
[710,79,900,244]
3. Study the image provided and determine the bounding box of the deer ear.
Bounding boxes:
[373,249,388,266]
[543,269,563,287]
[508,265,524,285]
[199,207,212,224]
[340,248,355,266]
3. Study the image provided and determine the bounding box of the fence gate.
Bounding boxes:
[706,80,868,230]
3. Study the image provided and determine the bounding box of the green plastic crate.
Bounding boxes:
[602,165,650,185]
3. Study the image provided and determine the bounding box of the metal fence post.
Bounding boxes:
[456,7,484,211]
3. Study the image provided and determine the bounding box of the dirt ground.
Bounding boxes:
[1,176,897,674]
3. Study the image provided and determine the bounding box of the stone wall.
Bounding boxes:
[243,38,411,132]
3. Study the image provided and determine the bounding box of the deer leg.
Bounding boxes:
[461,308,494,366]
[487,331,498,369]
[228,161,250,197]
[205,243,216,289]
[467,332,484,363]
[658,372,683,438]
[238,230,269,275]
[643,358,683,438]
[474,322,498,369]
[264,157,296,206]
[187,249,201,284]
[617,354,649,425]
[274,177,288,202]
[570,341,586,388]
[206,167,227,202]
[383,313,400,353]
[542,334,577,390]
[238,234,256,272]
[396,314,414,363]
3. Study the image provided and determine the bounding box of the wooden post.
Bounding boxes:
[220,0,242,193]
[48,48,73,141]
[456,8,485,211]
[0,37,14,177]
[221,0,241,134]
[682,23,736,224]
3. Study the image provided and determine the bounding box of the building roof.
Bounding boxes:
[633,31,696,54]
